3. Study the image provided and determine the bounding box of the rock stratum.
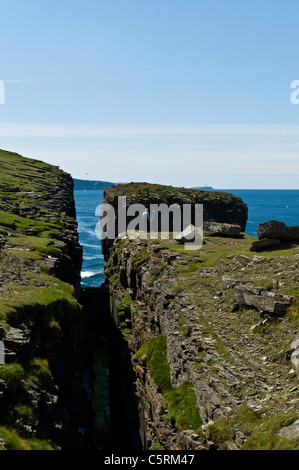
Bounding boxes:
[103,184,299,451]
[0,150,89,450]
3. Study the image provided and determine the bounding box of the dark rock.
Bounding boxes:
[257,220,299,241]
[178,430,207,451]
[249,238,281,252]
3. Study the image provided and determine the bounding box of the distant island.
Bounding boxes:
[192,186,215,190]
[74,180,215,192]
[73,178,116,190]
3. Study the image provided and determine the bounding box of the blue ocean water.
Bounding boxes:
[222,190,299,237]
[74,189,299,288]
[74,190,104,288]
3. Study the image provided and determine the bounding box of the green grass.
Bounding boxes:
[105,182,244,206]
[109,272,120,288]
[0,210,61,235]
[284,288,299,323]
[164,382,202,431]
[24,358,54,392]
[208,406,299,450]
[116,292,131,310]
[136,336,171,391]
[0,274,79,326]
[6,234,60,257]
[161,233,299,268]
[176,259,201,275]
[131,247,150,268]
[0,149,81,330]
[136,336,202,432]
[0,364,24,392]
[0,426,54,450]
[0,149,62,192]
[13,403,35,425]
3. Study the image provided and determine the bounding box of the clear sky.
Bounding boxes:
[0,0,299,188]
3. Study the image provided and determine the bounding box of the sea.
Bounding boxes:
[74,189,299,288]
[75,190,105,288]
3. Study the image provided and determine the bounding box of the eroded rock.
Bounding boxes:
[234,285,293,315]
[203,221,241,237]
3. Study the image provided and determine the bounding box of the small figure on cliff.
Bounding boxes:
[142,208,149,232]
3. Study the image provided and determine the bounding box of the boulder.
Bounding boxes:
[203,221,241,237]
[290,339,299,375]
[257,220,299,241]
[279,420,299,440]
[290,349,299,375]
[221,278,242,290]
[249,238,281,252]
[234,285,293,315]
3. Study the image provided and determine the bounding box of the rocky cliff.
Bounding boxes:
[104,194,299,450]
[0,150,89,450]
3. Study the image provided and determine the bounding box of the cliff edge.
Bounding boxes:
[0,150,88,450]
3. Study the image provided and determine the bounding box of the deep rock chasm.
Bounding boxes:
[0,151,298,451]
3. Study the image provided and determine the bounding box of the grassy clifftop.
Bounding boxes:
[0,149,81,330]
[0,150,83,450]
[103,182,248,232]
[0,149,76,218]
[105,181,244,205]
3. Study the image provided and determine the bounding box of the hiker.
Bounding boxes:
[142,208,149,232]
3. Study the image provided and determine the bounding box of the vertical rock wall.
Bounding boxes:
[0,151,90,450]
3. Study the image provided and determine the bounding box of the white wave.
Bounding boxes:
[84,255,104,261]
[80,226,97,237]
[81,243,100,249]
[81,271,101,279]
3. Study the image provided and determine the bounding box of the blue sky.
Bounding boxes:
[0,0,299,188]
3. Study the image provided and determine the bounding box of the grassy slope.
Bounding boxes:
[0,150,80,449]
[0,149,78,322]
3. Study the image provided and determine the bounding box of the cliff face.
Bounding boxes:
[0,150,89,450]
[105,229,299,450]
